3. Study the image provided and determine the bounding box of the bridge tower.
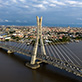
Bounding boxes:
[26,16,46,69]
[30,16,46,65]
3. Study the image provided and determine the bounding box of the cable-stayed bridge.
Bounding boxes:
[0,16,82,77]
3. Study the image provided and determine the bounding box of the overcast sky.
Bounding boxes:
[0,0,82,26]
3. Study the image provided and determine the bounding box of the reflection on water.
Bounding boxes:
[0,42,82,82]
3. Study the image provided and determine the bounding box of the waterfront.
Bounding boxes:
[0,42,82,82]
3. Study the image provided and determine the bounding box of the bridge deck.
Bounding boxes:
[0,41,82,77]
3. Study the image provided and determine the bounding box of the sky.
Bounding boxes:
[0,0,82,26]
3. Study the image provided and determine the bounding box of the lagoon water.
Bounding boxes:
[0,22,82,27]
[0,41,82,82]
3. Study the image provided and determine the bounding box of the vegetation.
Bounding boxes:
[5,39,9,41]
[11,35,21,41]
[9,31,15,34]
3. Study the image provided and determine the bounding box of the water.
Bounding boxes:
[0,42,82,82]
[0,22,82,27]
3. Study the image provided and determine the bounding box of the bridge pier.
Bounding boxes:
[26,62,40,69]
[7,50,13,54]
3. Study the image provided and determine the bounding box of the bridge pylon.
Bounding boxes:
[26,16,46,69]
[30,16,46,65]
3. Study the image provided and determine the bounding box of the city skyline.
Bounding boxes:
[0,0,82,26]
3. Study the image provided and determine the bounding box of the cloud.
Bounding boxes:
[21,5,29,8]
[33,4,46,9]
[19,0,26,3]
[0,0,82,26]
[65,0,82,7]
[5,20,9,22]
[1,0,82,13]
[49,4,56,7]
[50,0,66,6]
[0,19,12,22]
[33,4,43,8]
[16,20,21,22]
[77,18,82,20]
[42,1,49,4]
[66,1,77,4]
[12,0,17,3]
